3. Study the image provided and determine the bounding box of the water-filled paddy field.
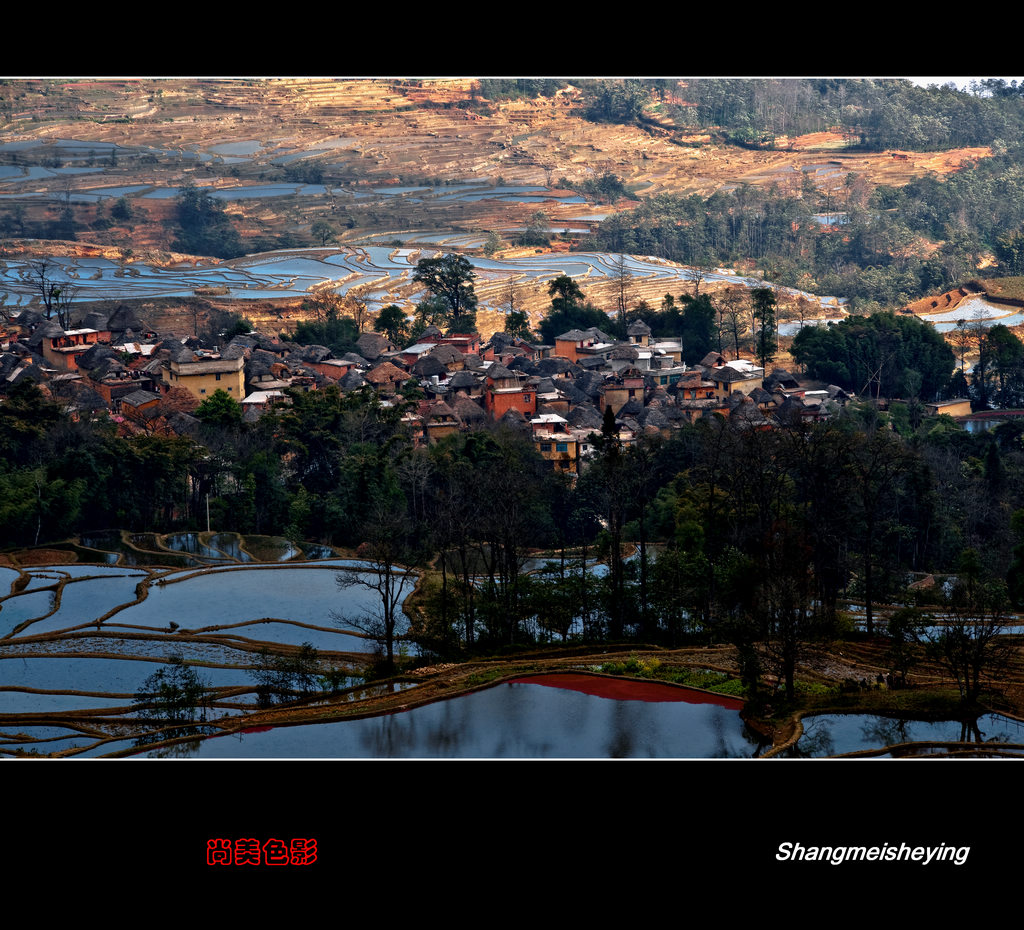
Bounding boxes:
[0,531,394,756]
[128,672,758,759]
[4,532,1019,759]
[0,245,844,316]
[791,711,1024,757]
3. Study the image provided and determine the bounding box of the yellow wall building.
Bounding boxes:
[162,356,246,402]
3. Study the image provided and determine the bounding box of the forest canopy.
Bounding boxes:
[790,311,956,399]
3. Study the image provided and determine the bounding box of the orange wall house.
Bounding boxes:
[42,328,106,371]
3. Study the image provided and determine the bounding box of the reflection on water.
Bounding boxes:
[171,677,762,759]
[208,533,256,562]
[241,535,301,562]
[2,531,764,760]
[791,712,1024,757]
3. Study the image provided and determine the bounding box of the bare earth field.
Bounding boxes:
[0,79,993,257]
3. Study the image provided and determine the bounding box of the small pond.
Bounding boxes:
[141,673,761,759]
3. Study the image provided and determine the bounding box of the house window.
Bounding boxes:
[540,443,552,452]
[215,373,221,381]
[556,442,568,453]
[524,394,531,402]
[200,389,206,394]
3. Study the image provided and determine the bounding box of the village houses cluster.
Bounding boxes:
[0,305,861,475]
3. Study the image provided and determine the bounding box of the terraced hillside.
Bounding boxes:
[0,78,993,259]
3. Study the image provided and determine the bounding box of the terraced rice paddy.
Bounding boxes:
[0,245,845,318]
[916,295,1024,332]
[0,531,403,757]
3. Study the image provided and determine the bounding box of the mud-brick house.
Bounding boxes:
[0,322,19,350]
[364,360,411,396]
[447,369,483,398]
[672,367,717,401]
[305,358,354,382]
[420,330,481,357]
[41,328,108,371]
[706,359,765,400]
[535,431,579,476]
[482,362,536,419]
[530,412,579,476]
[242,390,286,417]
[84,357,161,407]
[355,331,398,363]
[553,327,616,364]
[451,395,487,430]
[399,342,436,369]
[627,319,652,347]
[161,353,246,402]
[599,366,646,415]
[483,333,539,364]
[422,399,461,444]
[119,389,162,425]
[426,343,466,374]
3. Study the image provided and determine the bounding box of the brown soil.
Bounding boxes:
[11,548,77,565]
[903,280,1024,352]
[0,80,994,256]
[904,285,977,318]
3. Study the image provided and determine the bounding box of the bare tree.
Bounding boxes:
[949,319,975,373]
[28,258,78,329]
[347,296,370,333]
[333,502,417,671]
[612,253,636,323]
[501,277,523,316]
[305,284,342,326]
[690,266,706,299]
[305,285,369,332]
[717,287,747,358]
[793,295,815,326]
[927,550,1011,705]
[186,298,204,339]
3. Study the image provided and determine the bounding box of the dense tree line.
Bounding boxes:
[791,311,955,401]
[478,79,1024,154]
[585,162,1024,309]
[564,80,1024,310]
[4,373,1024,693]
[575,78,1024,153]
[475,80,568,101]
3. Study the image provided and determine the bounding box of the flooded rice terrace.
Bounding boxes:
[0,246,844,314]
[0,133,849,313]
[135,674,760,759]
[0,531,765,760]
[916,295,1024,332]
[4,535,1023,758]
[791,712,1024,757]
[0,531,414,757]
